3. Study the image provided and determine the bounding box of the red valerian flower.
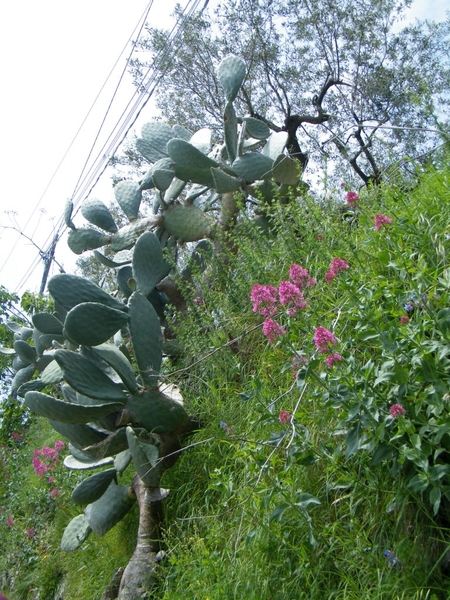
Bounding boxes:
[279,410,292,424]
[314,326,337,353]
[390,404,406,418]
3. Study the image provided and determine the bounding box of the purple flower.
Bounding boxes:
[374,214,392,231]
[390,404,406,418]
[250,284,278,317]
[54,440,65,451]
[279,410,292,424]
[50,489,59,499]
[326,353,343,367]
[314,327,337,354]
[263,318,286,343]
[26,528,37,537]
[346,191,359,206]
[279,281,307,315]
[330,258,349,273]
[289,264,315,290]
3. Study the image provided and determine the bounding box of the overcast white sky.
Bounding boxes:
[0,0,448,296]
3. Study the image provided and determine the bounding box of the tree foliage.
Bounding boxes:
[129,0,450,186]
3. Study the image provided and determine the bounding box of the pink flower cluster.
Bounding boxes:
[325,257,350,284]
[314,326,337,353]
[374,214,393,231]
[313,326,342,368]
[279,410,292,424]
[390,404,406,418]
[251,264,314,342]
[32,441,64,478]
[346,191,359,207]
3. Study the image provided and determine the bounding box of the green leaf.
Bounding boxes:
[269,502,291,523]
[345,423,361,457]
[54,350,128,401]
[272,154,302,185]
[224,101,238,162]
[429,487,442,515]
[71,468,117,505]
[407,473,429,493]
[61,514,92,552]
[232,152,274,181]
[114,181,142,221]
[242,117,270,140]
[128,292,162,387]
[90,343,138,394]
[48,274,127,312]
[371,443,395,465]
[132,231,166,297]
[81,198,118,233]
[217,55,246,102]
[24,391,123,424]
[295,493,321,510]
[64,302,129,347]
[84,482,135,536]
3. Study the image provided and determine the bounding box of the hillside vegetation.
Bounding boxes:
[2,162,450,599]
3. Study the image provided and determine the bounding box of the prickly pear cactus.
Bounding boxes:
[64,55,302,309]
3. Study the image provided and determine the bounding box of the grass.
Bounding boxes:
[2,160,450,598]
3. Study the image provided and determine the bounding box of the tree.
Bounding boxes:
[129,0,450,187]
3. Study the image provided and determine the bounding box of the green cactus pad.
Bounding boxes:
[152,168,175,191]
[211,168,241,193]
[80,198,118,233]
[33,327,47,356]
[92,250,130,268]
[17,379,45,396]
[272,154,302,185]
[126,426,163,487]
[0,345,15,355]
[114,181,142,221]
[128,291,162,387]
[110,216,161,252]
[71,468,117,505]
[40,359,63,385]
[48,274,127,312]
[163,204,214,242]
[168,138,219,171]
[261,131,288,160]
[85,482,135,536]
[48,420,108,451]
[61,514,92,552]
[141,122,175,156]
[173,124,192,140]
[114,449,132,474]
[64,454,114,470]
[24,391,124,424]
[136,137,165,164]
[242,117,271,140]
[172,164,215,188]
[232,152,274,181]
[139,168,155,191]
[64,302,129,347]
[13,339,37,364]
[132,231,167,297]
[224,102,238,162]
[217,55,246,103]
[126,386,189,434]
[32,312,64,335]
[11,365,35,397]
[67,228,110,255]
[64,199,76,230]
[164,177,187,203]
[189,128,212,154]
[53,350,129,401]
[83,427,138,460]
[90,343,138,394]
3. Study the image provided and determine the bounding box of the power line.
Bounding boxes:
[11,0,209,294]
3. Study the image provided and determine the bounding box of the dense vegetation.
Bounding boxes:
[2,159,450,599]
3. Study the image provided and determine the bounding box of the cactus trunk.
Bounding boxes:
[117,475,163,600]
